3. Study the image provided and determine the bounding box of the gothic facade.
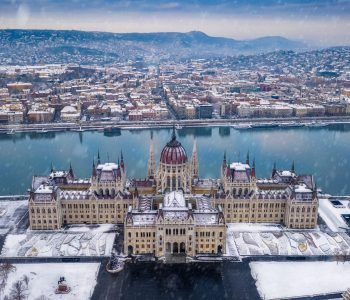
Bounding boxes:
[28,127,319,257]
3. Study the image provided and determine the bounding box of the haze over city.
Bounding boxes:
[0,0,349,46]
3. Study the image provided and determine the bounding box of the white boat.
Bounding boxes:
[175,124,183,130]
[306,121,327,128]
[73,126,84,132]
[37,128,48,133]
[232,123,252,129]
[251,122,278,128]
[6,129,15,135]
[278,122,304,128]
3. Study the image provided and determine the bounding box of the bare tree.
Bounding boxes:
[0,263,16,299]
[0,263,16,277]
[22,275,29,287]
[9,280,28,300]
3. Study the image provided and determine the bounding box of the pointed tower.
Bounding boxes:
[147,133,156,179]
[69,162,74,179]
[191,139,199,179]
[272,162,277,177]
[251,159,256,178]
[50,162,54,173]
[291,161,295,174]
[97,150,101,165]
[120,150,125,171]
[246,151,250,165]
[92,160,97,178]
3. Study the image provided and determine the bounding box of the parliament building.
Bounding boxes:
[28,128,318,257]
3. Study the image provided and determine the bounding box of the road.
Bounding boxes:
[2,115,350,133]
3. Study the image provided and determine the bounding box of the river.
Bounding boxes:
[1,124,350,195]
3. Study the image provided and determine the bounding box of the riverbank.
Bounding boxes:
[2,115,350,133]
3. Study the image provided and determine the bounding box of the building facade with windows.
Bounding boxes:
[28,127,318,257]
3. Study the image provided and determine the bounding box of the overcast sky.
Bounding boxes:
[0,0,349,46]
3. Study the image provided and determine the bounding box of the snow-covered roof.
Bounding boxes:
[49,171,67,178]
[280,170,294,177]
[230,162,250,171]
[132,212,157,225]
[164,211,189,222]
[193,213,218,225]
[97,162,119,171]
[164,191,186,209]
[59,190,92,200]
[35,184,54,194]
[196,196,216,212]
[295,184,312,193]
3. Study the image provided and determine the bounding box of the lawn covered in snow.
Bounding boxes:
[0,200,27,234]
[1,226,116,257]
[225,224,350,256]
[2,263,100,300]
[250,261,350,299]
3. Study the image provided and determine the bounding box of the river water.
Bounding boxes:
[1,124,350,195]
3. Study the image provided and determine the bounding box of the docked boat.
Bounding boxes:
[175,124,183,130]
[37,128,49,133]
[6,129,16,135]
[307,121,328,128]
[251,122,278,129]
[73,126,84,132]
[232,123,252,129]
[278,122,304,128]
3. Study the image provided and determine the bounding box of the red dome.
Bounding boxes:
[160,130,188,165]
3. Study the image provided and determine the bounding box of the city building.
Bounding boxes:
[28,128,319,258]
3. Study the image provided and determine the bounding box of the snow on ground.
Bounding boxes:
[319,197,350,232]
[2,263,100,300]
[0,200,28,234]
[64,224,116,233]
[227,223,283,232]
[226,223,350,256]
[1,226,116,257]
[250,261,350,299]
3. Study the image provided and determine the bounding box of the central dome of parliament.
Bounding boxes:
[160,128,188,165]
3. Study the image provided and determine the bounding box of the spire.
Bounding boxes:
[97,150,101,165]
[251,159,256,178]
[147,134,156,179]
[291,160,295,173]
[92,160,97,177]
[313,181,318,198]
[226,157,231,177]
[246,151,250,165]
[50,162,54,173]
[191,139,199,178]
[120,149,125,170]
[272,161,277,177]
[171,124,176,141]
[69,162,74,178]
